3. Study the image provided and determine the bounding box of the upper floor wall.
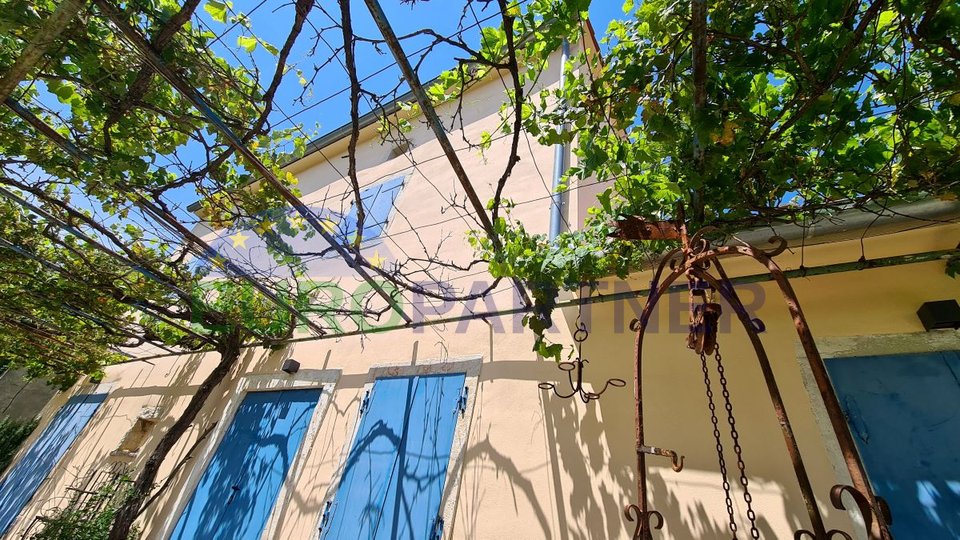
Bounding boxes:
[193,28,606,336]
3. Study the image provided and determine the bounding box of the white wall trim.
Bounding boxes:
[795,329,960,540]
[155,369,340,540]
[315,355,482,540]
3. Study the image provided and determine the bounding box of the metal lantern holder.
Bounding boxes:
[539,285,626,403]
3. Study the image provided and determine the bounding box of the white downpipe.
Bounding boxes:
[548,39,570,241]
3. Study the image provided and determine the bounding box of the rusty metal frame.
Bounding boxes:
[623,224,893,540]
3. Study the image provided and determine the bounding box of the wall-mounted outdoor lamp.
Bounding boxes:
[281,358,301,374]
[917,300,960,331]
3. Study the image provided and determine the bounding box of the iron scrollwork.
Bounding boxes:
[538,320,626,403]
[624,504,664,540]
[619,211,893,540]
[795,485,893,540]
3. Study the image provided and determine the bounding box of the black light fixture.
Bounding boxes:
[917,300,960,331]
[281,358,301,374]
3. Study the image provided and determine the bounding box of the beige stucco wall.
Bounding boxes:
[4,32,960,540]
[8,221,959,540]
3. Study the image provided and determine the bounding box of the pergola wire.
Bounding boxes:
[0,0,551,358]
[0,185,302,346]
[90,0,418,326]
[0,110,331,339]
[203,0,512,310]
[189,1,532,313]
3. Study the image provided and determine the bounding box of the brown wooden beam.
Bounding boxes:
[362,0,532,307]
[0,236,215,344]
[3,99,328,337]
[95,0,413,324]
[0,0,87,101]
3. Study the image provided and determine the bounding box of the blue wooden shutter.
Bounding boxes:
[826,352,960,539]
[322,373,465,539]
[171,388,321,540]
[339,176,405,245]
[0,391,107,535]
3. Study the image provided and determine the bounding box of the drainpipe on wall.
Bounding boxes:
[548,39,570,241]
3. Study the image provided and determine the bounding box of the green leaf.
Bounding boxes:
[260,40,279,56]
[237,35,257,52]
[947,253,960,279]
[204,0,229,23]
[53,84,74,101]
[479,131,493,151]
[877,10,897,30]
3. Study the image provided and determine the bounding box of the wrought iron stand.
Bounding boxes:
[620,219,893,540]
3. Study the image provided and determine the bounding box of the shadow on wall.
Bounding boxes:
[128,346,281,534]
[6,352,215,534]
[538,371,824,539]
[272,377,366,536]
[0,369,56,422]
[449,315,834,539]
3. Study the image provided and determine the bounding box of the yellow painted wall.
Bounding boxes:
[6,229,960,540]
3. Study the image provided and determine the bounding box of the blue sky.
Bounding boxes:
[160,0,626,213]
[16,1,628,277]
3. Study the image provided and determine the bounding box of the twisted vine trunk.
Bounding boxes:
[689,0,708,225]
[108,328,244,540]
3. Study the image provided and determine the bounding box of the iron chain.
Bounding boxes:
[700,350,738,537]
[713,344,760,539]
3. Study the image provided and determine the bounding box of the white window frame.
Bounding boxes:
[156,369,340,540]
[315,355,481,540]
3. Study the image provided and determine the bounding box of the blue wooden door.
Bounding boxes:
[170,388,321,540]
[0,391,107,535]
[321,373,465,540]
[827,352,960,539]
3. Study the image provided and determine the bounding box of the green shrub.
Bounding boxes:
[29,474,139,540]
[0,417,38,474]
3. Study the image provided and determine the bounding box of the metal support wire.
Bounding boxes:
[0,187,193,300]
[3,101,328,338]
[94,0,412,325]
[0,303,141,354]
[0,185,287,343]
[115,245,958,366]
[362,0,532,309]
[4,98,88,159]
[0,236,214,345]
[134,198,329,337]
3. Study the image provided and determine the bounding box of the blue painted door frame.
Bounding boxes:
[170,387,321,540]
[0,391,108,536]
[321,373,466,540]
[827,351,960,539]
